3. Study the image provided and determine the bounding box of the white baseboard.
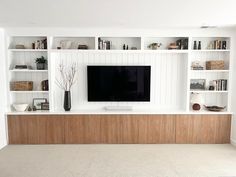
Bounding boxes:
[231,138,236,146]
[0,143,7,150]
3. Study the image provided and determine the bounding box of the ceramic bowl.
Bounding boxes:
[12,104,29,112]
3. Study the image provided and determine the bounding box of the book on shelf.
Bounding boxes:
[98,38,112,50]
[212,79,227,91]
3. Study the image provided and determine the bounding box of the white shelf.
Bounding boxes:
[143,50,188,53]
[8,49,48,52]
[190,70,229,73]
[190,90,228,93]
[9,70,48,73]
[188,110,231,114]
[191,49,230,52]
[10,91,49,94]
[50,49,188,54]
[50,49,97,52]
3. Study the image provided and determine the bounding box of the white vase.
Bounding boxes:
[60,40,72,49]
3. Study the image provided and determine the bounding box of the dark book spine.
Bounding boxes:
[225,79,227,91]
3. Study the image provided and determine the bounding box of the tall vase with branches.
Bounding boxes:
[56,62,78,111]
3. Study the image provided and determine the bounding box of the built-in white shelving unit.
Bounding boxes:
[6,35,232,114]
[7,36,49,111]
[188,37,231,112]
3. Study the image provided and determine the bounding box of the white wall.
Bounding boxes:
[0,28,7,149]
[230,32,236,145]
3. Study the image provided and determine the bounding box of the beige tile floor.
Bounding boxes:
[0,144,236,177]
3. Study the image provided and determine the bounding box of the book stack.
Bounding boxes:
[98,38,112,50]
[213,40,227,50]
[212,79,227,91]
[191,66,204,70]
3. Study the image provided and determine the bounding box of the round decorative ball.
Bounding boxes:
[192,103,201,111]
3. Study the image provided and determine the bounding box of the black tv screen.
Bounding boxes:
[87,66,151,101]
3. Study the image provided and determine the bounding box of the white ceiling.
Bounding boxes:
[0,0,236,28]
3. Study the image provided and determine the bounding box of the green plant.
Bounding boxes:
[35,56,47,64]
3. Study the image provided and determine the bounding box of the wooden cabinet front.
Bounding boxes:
[175,115,231,144]
[64,115,176,144]
[8,115,65,144]
[7,114,231,144]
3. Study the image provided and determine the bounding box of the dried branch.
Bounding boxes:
[55,62,78,91]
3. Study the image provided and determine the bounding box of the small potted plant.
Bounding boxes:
[35,56,47,70]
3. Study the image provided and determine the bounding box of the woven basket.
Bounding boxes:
[206,60,224,70]
[10,81,33,91]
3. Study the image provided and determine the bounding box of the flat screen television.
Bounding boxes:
[87,66,151,101]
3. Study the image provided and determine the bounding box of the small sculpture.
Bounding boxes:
[148,43,162,50]
[27,106,32,112]
[123,44,126,50]
[33,106,37,111]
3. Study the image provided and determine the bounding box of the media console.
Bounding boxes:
[7,113,231,144]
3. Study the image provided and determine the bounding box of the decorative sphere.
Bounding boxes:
[192,103,201,111]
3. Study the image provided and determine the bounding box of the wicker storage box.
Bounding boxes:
[206,60,224,70]
[10,81,33,91]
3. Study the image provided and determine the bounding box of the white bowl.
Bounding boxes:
[12,104,29,112]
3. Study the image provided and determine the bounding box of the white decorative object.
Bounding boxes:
[12,104,29,112]
[190,93,204,111]
[60,40,72,49]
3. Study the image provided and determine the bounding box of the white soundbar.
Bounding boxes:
[104,106,133,111]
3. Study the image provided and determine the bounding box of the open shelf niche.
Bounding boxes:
[8,36,47,50]
[144,37,189,50]
[191,37,230,50]
[98,37,141,50]
[52,37,95,50]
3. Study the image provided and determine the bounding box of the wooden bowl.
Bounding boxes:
[204,105,226,112]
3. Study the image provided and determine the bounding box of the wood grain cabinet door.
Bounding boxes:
[8,115,65,144]
[64,115,102,144]
[38,116,65,144]
[134,115,176,144]
[176,115,231,144]
[8,115,38,144]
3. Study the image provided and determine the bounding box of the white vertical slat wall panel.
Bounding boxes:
[51,52,188,111]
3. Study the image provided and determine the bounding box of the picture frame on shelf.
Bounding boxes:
[190,79,206,90]
[41,102,49,110]
[33,98,47,110]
